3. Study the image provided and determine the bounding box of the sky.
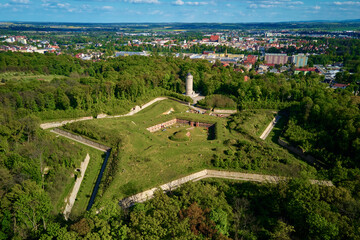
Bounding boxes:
[0,0,360,23]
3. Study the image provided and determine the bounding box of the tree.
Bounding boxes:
[270,220,295,240]
[7,180,51,237]
[19,115,40,142]
[301,96,313,122]
[307,213,339,240]
[210,208,229,236]
[179,202,218,238]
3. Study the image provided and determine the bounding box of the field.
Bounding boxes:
[0,72,67,83]
[62,99,317,209]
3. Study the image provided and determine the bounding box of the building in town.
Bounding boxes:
[292,54,308,67]
[264,53,289,65]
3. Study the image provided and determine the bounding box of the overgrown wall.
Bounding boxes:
[52,128,110,152]
[278,138,324,167]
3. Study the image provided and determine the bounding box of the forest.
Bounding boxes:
[0,51,359,239]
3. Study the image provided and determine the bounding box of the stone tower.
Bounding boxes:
[186,73,194,96]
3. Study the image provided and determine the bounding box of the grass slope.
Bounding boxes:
[45,132,106,219]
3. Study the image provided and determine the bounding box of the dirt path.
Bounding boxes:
[119,169,333,208]
[260,115,281,140]
[63,154,90,220]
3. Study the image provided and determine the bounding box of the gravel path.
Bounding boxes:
[260,115,281,140]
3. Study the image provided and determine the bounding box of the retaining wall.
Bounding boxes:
[146,119,178,133]
[51,128,110,152]
[119,170,208,208]
[205,170,285,183]
[40,116,93,129]
[278,138,323,166]
[119,169,333,208]
[63,154,90,220]
[213,109,237,114]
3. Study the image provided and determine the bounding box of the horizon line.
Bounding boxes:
[1,19,360,25]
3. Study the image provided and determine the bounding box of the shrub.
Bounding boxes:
[197,95,237,110]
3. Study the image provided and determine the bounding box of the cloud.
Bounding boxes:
[41,1,87,13]
[186,1,208,5]
[173,0,184,5]
[260,4,275,8]
[313,5,321,10]
[247,0,303,5]
[102,5,114,10]
[334,1,360,5]
[11,0,30,3]
[150,9,164,14]
[57,3,70,8]
[125,0,160,3]
[0,3,10,7]
[247,0,303,9]
[173,0,208,5]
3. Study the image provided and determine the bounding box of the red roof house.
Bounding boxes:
[210,35,220,42]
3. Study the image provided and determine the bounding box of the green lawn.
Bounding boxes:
[62,99,317,208]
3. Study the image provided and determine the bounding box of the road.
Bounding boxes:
[260,115,281,140]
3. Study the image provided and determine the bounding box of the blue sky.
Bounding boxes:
[0,0,360,23]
